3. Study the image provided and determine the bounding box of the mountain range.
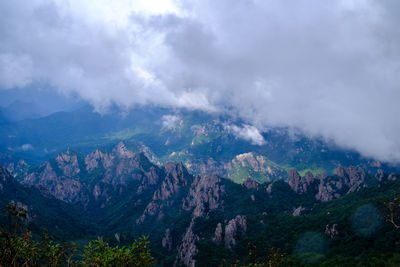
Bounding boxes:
[1,137,400,266]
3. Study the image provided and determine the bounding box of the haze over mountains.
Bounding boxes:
[0,102,396,177]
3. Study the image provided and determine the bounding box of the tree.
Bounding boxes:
[383,194,400,229]
[0,202,153,267]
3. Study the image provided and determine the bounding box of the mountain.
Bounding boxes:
[2,142,400,265]
[0,100,43,121]
[2,107,400,265]
[0,107,396,179]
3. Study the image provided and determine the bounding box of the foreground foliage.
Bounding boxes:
[81,238,153,267]
[0,202,153,267]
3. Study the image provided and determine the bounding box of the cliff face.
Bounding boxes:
[183,174,226,218]
[176,174,227,266]
[137,162,192,224]
[18,142,162,207]
[287,170,315,194]
[0,165,12,192]
[285,165,373,202]
[224,215,247,249]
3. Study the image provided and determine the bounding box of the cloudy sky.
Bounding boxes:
[1,0,400,163]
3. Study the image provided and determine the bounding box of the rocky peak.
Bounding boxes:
[212,223,223,243]
[175,220,198,267]
[292,206,305,216]
[153,162,191,201]
[286,169,314,194]
[325,224,339,238]
[0,164,9,179]
[22,161,86,204]
[85,149,115,172]
[176,174,227,266]
[112,141,135,158]
[334,165,366,193]
[316,165,368,202]
[305,171,314,184]
[137,163,189,224]
[224,215,247,249]
[183,174,226,218]
[162,228,173,251]
[163,162,191,186]
[0,165,11,191]
[56,150,80,177]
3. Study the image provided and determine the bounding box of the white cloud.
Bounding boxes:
[0,54,33,89]
[162,114,180,129]
[20,144,34,151]
[1,0,400,162]
[225,124,266,146]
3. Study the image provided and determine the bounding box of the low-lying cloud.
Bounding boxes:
[1,0,400,163]
[224,124,266,146]
[162,114,181,130]
[19,144,34,151]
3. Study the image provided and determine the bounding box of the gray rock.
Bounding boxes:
[292,206,305,216]
[224,215,247,249]
[286,169,314,194]
[388,173,398,181]
[212,223,223,243]
[175,220,198,267]
[183,174,225,218]
[316,165,367,202]
[162,228,173,250]
[325,224,339,238]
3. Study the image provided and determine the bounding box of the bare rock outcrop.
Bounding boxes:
[20,142,163,206]
[153,162,191,201]
[334,165,366,193]
[286,166,373,203]
[286,170,314,194]
[56,150,80,177]
[224,215,247,249]
[175,220,198,267]
[138,163,191,224]
[292,206,305,216]
[136,201,164,224]
[112,141,135,158]
[162,228,173,251]
[316,166,367,202]
[0,165,11,192]
[85,149,114,172]
[183,174,226,217]
[212,223,223,243]
[325,224,339,238]
[388,173,398,181]
[23,162,87,204]
[176,174,227,266]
